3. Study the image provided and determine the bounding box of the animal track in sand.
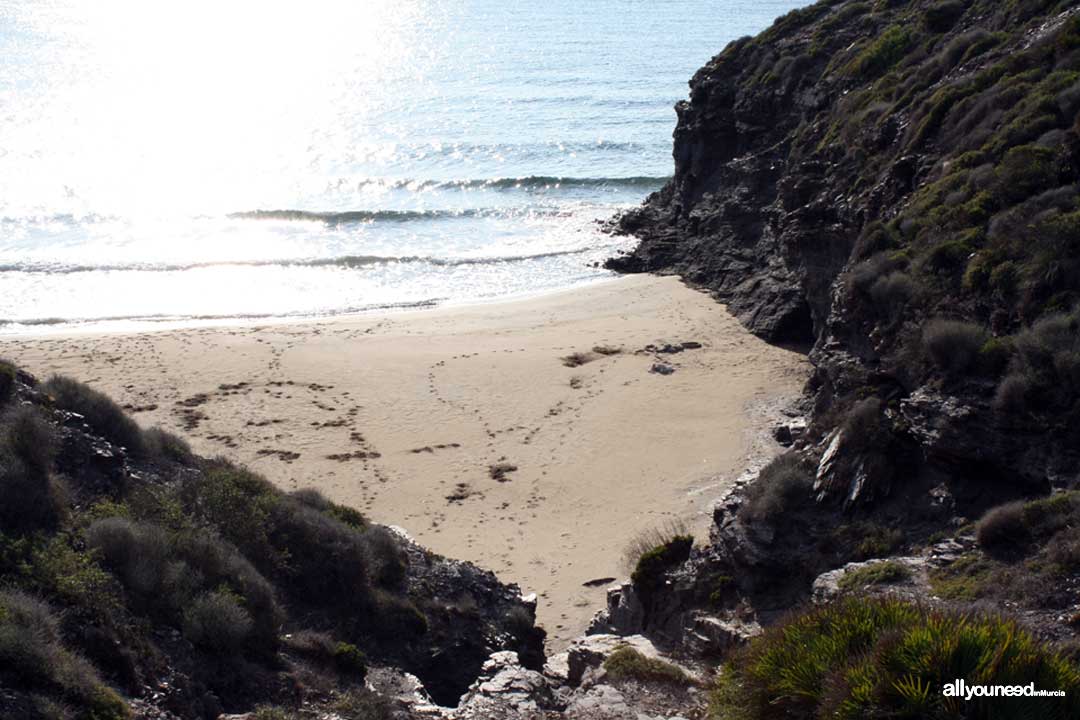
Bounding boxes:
[326,451,381,461]
[409,443,462,454]
[256,448,301,463]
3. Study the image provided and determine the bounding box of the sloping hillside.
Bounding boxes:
[0,362,543,718]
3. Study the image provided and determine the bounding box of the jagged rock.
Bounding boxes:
[453,651,555,718]
[563,685,633,719]
[544,650,571,684]
[587,583,644,636]
[367,667,444,716]
[682,612,761,657]
[811,557,927,605]
[566,634,661,687]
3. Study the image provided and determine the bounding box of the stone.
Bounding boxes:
[566,634,660,687]
[564,684,633,719]
[683,612,761,656]
[587,583,644,636]
[772,425,793,446]
[453,651,555,718]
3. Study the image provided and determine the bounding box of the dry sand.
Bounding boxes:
[2,275,808,648]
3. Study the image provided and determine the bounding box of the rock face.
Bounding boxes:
[605,0,1080,644]
[609,0,1080,503]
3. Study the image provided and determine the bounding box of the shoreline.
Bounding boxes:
[1,274,809,648]
[0,275,631,339]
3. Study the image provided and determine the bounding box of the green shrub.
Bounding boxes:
[368,591,428,640]
[976,501,1028,549]
[331,688,394,720]
[927,239,974,273]
[622,519,691,572]
[273,500,373,600]
[183,590,253,655]
[44,375,146,456]
[739,454,812,524]
[929,554,998,600]
[0,407,65,535]
[188,463,280,567]
[333,642,368,678]
[923,318,990,375]
[250,707,300,720]
[977,337,1013,376]
[290,488,367,529]
[837,560,911,591]
[1020,492,1078,535]
[852,524,904,560]
[0,359,15,405]
[87,518,173,599]
[995,144,1059,205]
[841,397,881,449]
[174,531,280,648]
[24,535,118,612]
[846,25,912,79]
[87,516,281,649]
[923,1,966,33]
[603,646,693,686]
[0,590,130,718]
[868,272,915,319]
[631,535,693,593]
[711,597,1080,719]
[995,372,1033,411]
[998,312,1080,411]
[142,426,192,463]
[989,260,1020,298]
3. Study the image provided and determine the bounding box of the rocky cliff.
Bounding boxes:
[606,0,1080,652]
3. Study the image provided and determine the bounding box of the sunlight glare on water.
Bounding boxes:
[1,0,427,217]
[0,0,810,330]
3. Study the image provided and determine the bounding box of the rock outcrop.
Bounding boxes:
[606,0,1080,632]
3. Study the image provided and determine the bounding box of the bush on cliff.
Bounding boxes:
[0,590,131,719]
[0,406,66,535]
[845,24,912,79]
[709,597,1080,720]
[934,493,1080,605]
[44,374,147,457]
[739,454,813,525]
[923,318,990,376]
[603,646,693,686]
[631,535,694,595]
[0,359,15,404]
[923,1,966,33]
[977,492,1079,552]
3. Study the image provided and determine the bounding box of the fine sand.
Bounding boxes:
[2,275,809,648]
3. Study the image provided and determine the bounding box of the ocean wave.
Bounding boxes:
[227,208,498,223]
[0,245,615,275]
[0,298,446,329]
[348,175,670,191]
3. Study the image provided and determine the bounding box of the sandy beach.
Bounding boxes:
[2,275,808,647]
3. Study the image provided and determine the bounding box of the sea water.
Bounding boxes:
[0,0,807,332]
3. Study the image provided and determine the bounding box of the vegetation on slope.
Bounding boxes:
[709,598,1080,720]
[611,2,1080,716]
[0,365,542,718]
